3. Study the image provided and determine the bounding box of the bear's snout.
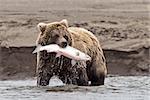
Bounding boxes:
[60,41,68,48]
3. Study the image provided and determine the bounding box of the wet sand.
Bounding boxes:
[0,0,150,79]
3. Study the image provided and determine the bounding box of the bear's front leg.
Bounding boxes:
[59,61,88,86]
[76,61,89,86]
[36,52,53,86]
[37,70,52,86]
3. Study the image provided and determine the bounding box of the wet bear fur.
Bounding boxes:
[36,19,107,86]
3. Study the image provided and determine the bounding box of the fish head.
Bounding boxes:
[36,19,72,48]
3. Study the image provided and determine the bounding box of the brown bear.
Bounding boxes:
[36,19,107,86]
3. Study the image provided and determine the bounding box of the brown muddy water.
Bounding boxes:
[0,76,149,100]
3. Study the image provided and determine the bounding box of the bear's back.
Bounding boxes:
[68,27,98,43]
[68,27,103,58]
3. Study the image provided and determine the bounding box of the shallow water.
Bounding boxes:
[0,76,149,100]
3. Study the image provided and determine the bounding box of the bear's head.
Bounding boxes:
[36,19,72,48]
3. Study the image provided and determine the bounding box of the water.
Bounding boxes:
[0,76,149,100]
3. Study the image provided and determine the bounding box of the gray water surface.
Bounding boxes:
[0,76,149,100]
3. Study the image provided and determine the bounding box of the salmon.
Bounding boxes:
[33,44,91,61]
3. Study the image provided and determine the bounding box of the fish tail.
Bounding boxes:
[32,45,42,54]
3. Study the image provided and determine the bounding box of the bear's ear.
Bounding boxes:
[37,23,47,32]
[60,19,68,27]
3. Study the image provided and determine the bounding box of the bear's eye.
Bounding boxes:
[64,35,69,41]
